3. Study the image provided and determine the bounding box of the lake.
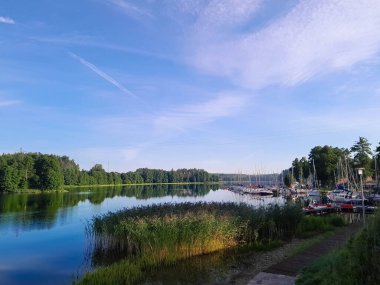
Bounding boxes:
[0,184,285,285]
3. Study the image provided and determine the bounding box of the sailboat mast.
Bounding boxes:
[312,159,318,189]
[345,156,350,191]
[375,155,378,189]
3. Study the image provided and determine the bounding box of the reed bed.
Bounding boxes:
[75,202,303,284]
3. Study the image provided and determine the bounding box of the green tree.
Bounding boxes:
[136,168,154,183]
[60,155,80,185]
[350,136,372,178]
[0,165,18,192]
[78,170,90,185]
[167,169,177,183]
[309,146,345,187]
[35,156,64,190]
[89,164,107,184]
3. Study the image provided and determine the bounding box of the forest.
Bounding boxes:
[0,152,219,192]
[285,137,380,188]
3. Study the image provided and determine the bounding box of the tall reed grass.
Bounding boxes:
[75,202,302,285]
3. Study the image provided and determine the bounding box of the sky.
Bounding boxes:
[1,0,380,174]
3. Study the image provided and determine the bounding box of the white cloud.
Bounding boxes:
[154,93,247,132]
[69,52,136,98]
[188,0,380,89]
[0,16,15,24]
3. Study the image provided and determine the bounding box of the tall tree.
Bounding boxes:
[350,136,372,177]
[291,157,310,184]
[89,164,107,184]
[309,146,345,187]
[0,165,18,192]
[35,156,64,190]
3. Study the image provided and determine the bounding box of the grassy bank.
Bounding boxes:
[75,203,348,285]
[296,212,380,285]
[75,202,303,285]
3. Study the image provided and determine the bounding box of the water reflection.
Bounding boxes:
[0,184,215,232]
[0,184,285,285]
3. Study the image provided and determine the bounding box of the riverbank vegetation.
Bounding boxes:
[76,202,302,284]
[295,215,346,238]
[296,211,380,285]
[0,152,219,192]
[75,203,347,285]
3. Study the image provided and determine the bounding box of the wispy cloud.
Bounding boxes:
[187,0,380,89]
[32,34,175,62]
[0,100,21,107]
[191,0,262,37]
[0,16,15,24]
[69,52,136,98]
[154,93,247,132]
[105,0,152,18]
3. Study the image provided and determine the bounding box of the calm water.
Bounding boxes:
[0,184,284,285]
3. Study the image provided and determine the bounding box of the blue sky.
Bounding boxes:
[1,0,380,173]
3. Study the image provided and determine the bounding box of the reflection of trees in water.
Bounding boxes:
[0,184,217,230]
[0,192,79,231]
[87,184,215,202]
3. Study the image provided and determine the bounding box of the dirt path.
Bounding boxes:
[263,221,363,277]
[227,221,364,285]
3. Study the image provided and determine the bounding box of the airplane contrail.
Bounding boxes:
[69,52,136,98]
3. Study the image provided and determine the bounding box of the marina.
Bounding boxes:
[224,184,379,215]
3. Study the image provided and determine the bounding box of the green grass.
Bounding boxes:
[295,215,346,238]
[75,202,303,284]
[296,213,380,285]
[287,215,346,257]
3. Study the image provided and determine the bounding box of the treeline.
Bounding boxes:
[285,136,380,188]
[0,152,219,192]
